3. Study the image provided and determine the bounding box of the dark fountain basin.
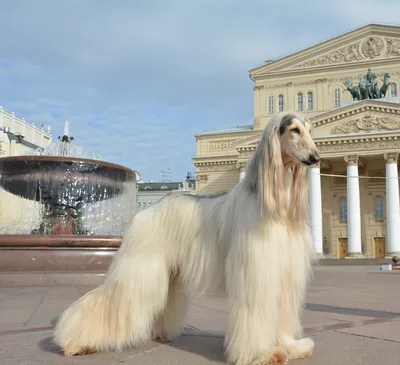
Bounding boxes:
[0,154,138,284]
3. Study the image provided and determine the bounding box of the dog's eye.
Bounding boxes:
[291,128,300,134]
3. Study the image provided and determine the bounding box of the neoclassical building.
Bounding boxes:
[192,23,400,259]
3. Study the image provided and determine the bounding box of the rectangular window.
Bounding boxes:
[278,95,284,112]
[374,195,384,220]
[268,96,274,114]
[339,198,347,221]
[297,93,303,111]
[390,83,397,98]
[307,92,313,110]
[334,88,341,107]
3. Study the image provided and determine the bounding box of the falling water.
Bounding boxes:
[0,121,137,236]
[0,161,137,236]
[25,140,104,160]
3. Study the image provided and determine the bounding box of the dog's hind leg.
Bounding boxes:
[53,253,170,356]
[152,271,191,342]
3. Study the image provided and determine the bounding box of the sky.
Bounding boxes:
[0,0,400,182]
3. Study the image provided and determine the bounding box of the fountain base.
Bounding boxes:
[0,235,120,280]
[49,208,78,235]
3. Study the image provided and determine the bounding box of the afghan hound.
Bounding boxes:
[53,111,320,365]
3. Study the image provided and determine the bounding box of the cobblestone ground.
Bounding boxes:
[1,267,400,365]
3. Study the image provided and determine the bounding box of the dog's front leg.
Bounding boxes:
[223,238,288,365]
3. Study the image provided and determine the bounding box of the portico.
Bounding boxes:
[193,24,400,259]
[309,155,400,259]
[307,100,400,258]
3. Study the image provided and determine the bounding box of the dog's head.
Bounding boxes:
[277,112,320,167]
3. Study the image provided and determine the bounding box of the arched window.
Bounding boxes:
[307,91,313,110]
[334,88,341,107]
[374,195,384,220]
[339,198,347,221]
[390,83,397,98]
[297,92,303,111]
[160,186,168,190]
[268,95,274,114]
[278,94,284,112]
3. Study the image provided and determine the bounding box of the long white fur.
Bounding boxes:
[53,111,320,365]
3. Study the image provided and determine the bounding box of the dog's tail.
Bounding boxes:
[53,251,170,356]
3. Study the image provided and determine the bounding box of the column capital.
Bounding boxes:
[236,161,246,171]
[344,155,359,166]
[384,152,398,164]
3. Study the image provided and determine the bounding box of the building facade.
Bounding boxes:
[136,173,196,211]
[0,106,52,157]
[193,23,400,259]
[0,106,52,232]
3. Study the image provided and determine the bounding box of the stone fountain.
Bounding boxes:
[0,121,138,284]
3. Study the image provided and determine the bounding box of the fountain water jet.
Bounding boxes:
[0,121,138,281]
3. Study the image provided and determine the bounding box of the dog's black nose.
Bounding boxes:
[308,153,320,165]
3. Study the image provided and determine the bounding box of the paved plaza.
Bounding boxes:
[1,266,400,364]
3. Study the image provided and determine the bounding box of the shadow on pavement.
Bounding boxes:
[305,302,400,319]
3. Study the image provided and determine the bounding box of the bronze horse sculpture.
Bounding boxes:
[344,69,391,101]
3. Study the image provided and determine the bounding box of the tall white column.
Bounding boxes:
[308,163,324,256]
[344,155,364,258]
[384,153,400,257]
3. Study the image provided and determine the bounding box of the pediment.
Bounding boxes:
[310,100,400,139]
[250,24,400,77]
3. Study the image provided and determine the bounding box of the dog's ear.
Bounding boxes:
[257,122,286,221]
[278,114,295,136]
[290,163,309,228]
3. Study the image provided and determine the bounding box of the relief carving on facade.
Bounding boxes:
[330,115,400,135]
[360,36,385,59]
[196,174,208,182]
[264,77,337,89]
[264,82,292,89]
[208,140,235,152]
[294,36,400,68]
[295,42,363,68]
[316,139,400,153]
[293,78,328,86]
[385,38,400,56]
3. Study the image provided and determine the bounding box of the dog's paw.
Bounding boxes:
[250,347,289,365]
[62,345,97,357]
[285,337,314,360]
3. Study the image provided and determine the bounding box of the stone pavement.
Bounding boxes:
[1,267,400,364]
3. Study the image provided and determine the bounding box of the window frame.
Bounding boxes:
[307,91,313,110]
[297,92,303,111]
